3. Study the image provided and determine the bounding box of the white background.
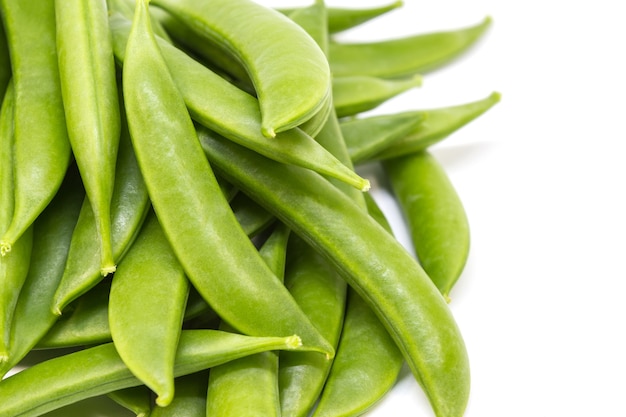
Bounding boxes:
[258,1,626,416]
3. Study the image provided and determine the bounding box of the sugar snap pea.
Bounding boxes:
[152,372,208,417]
[109,212,190,407]
[150,0,331,138]
[332,74,422,118]
[108,386,152,417]
[385,150,470,300]
[0,330,309,417]
[122,0,333,357]
[55,0,121,276]
[329,16,491,78]
[0,0,71,255]
[199,128,470,417]
[108,14,369,192]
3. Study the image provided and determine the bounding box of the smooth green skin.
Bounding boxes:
[313,195,404,417]
[373,91,501,160]
[108,386,152,417]
[199,129,470,417]
[385,151,470,300]
[122,0,333,357]
[229,191,276,239]
[0,21,9,96]
[0,168,84,377]
[279,1,403,34]
[206,224,290,417]
[52,102,150,314]
[109,212,190,407]
[332,74,422,118]
[0,330,307,417]
[0,0,72,254]
[107,0,174,42]
[151,0,331,138]
[340,111,425,164]
[55,0,121,276]
[329,17,492,78]
[108,14,369,192]
[152,372,208,417]
[0,82,33,361]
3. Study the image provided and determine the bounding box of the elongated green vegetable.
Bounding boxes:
[0,0,71,255]
[151,0,331,137]
[122,0,333,357]
[152,372,208,417]
[108,386,152,417]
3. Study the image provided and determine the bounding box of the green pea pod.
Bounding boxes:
[109,212,190,407]
[0,0,72,255]
[340,111,425,164]
[206,223,290,417]
[52,99,150,314]
[108,14,369,192]
[0,165,84,377]
[333,74,422,118]
[0,330,309,417]
[229,192,275,239]
[107,0,173,43]
[199,129,470,417]
[0,21,9,96]
[374,91,501,160]
[55,0,121,276]
[0,82,33,361]
[385,151,470,300]
[122,0,333,357]
[329,17,491,78]
[152,372,208,417]
[151,0,331,138]
[108,386,152,417]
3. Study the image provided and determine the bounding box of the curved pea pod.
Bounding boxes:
[109,212,190,407]
[329,16,492,78]
[55,0,121,276]
[332,74,422,118]
[108,14,369,192]
[122,0,333,357]
[0,82,33,361]
[152,372,208,417]
[374,91,501,160]
[150,0,331,138]
[108,386,152,417]
[384,151,470,300]
[0,330,310,417]
[199,129,470,417]
[340,109,425,164]
[0,166,84,377]
[52,102,150,314]
[0,0,72,255]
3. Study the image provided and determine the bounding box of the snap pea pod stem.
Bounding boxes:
[0,0,71,255]
[151,0,331,138]
[108,14,369,192]
[109,212,189,407]
[122,0,333,357]
[199,129,470,417]
[329,16,491,78]
[55,0,121,276]
[0,330,308,417]
[332,74,422,118]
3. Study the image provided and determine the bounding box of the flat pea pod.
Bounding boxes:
[332,74,422,118]
[108,386,152,417]
[199,128,470,417]
[329,17,491,78]
[108,14,369,192]
[0,330,308,417]
[384,150,470,300]
[0,81,33,361]
[55,0,121,276]
[122,0,333,357]
[52,99,150,314]
[150,0,331,138]
[373,91,501,160]
[109,212,190,407]
[340,110,425,164]
[0,166,84,377]
[152,372,208,417]
[0,0,72,255]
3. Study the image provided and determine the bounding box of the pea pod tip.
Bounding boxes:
[100,264,117,276]
[0,241,10,256]
[286,335,303,350]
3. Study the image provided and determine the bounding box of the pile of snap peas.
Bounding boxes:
[0,0,499,416]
